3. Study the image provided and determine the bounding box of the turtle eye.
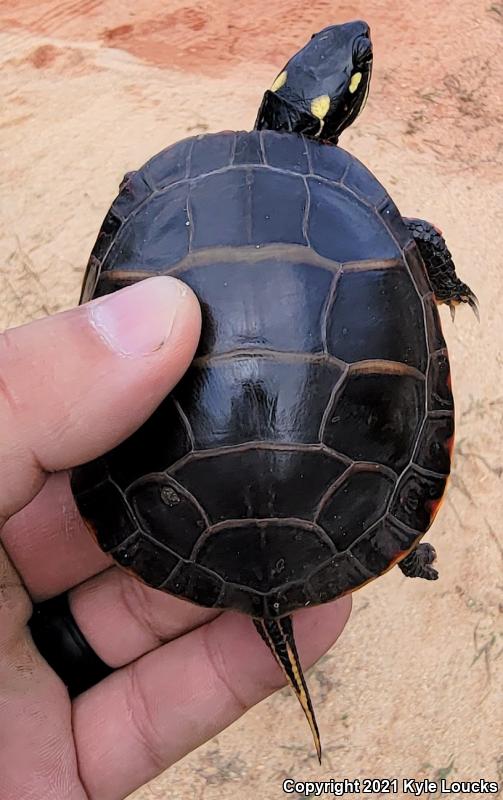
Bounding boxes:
[353,36,372,65]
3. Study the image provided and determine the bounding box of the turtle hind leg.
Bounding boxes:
[403,217,479,320]
[253,615,322,763]
[398,542,439,580]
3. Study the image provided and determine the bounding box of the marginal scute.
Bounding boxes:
[71,456,108,496]
[308,141,351,181]
[264,582,313,618]
[79,255,100,303]
[390,466,447,532]
[423,294,447,353]
[143,138,193,189]
[215,583,265,617]
[111,170,153,221]
[89,209,123,267]
[427,351,454,411]
[114,533,179,588]
[74,478,137,552]
[162,561,224,606]
[377,197,413,248]
[350,516,420,574]
[404,242,432,297]
[412,414,454,475]
[127,476,207,559]
[343,158,388,206]
[106,183,190,271]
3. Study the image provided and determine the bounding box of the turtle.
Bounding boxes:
[71,20,477,760]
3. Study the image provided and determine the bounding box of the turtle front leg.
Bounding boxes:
[398,542,438,580]
[403,218,478,320]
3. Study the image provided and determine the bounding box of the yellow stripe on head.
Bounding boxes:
[310,94,330,120]
[349,72,362,93]
[271,70,287,92]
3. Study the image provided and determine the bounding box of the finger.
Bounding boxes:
[2,471,111,599]
[0,276,201,523]
[74,598,351,800]
[0,544,87,800]
[1,472,111,600]
[71,568,221,666]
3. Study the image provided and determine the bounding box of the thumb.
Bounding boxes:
[0,276,201,523]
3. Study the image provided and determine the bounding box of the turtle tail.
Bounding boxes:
[253,615,321,763]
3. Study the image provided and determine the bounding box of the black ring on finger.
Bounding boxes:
[28,592,114,698]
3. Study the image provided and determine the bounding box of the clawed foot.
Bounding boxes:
[447,286,480,322]
[403,217,479,323]
[398,542,439,580]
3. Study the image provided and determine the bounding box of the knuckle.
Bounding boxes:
[118,571,167,647]
[200,624,248,715]
[126,660,167,774]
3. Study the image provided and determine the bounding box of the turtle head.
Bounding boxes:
[255,20,372,144]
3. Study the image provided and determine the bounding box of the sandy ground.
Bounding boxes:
[1,1,502,798]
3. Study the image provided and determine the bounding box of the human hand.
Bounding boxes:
[0,276,351,800]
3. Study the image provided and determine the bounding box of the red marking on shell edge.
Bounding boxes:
[426,496,445,525]
[388,548,413,570]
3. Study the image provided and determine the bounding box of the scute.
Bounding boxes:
[170,447,349,523]
[326,267,426,369]
[317,468,395,551]
[127,476,208,558]
[262,131,310,173]
[173,356,344,448]
[390,466,447,532]
[143,136,193,189]
[73,130,452,617]
[343,158,388,206]
[76,479,137,552]
[102,396,192,490]
[189,133,235,177]
[105,183,190,272]
[307,177,401,262]
[114,533,179,588]
[308,553,372,603]
[194,522,334,594]
[163,562,224,607]
[176,257,334,357]
[351,516,420,574]
[322,370,425,471]
[233,131,264,165]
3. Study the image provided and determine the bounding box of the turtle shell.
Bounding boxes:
[72,130,454,620]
